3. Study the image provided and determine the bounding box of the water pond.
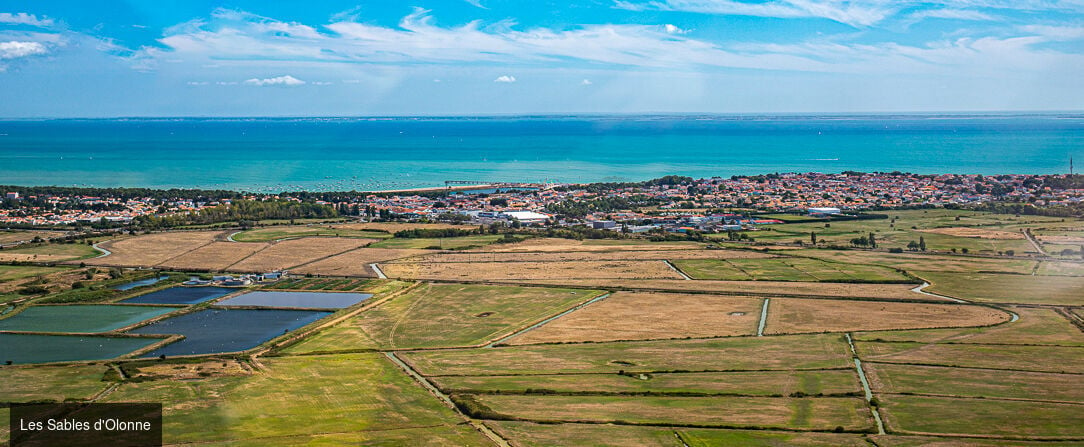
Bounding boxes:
[217,291,372,309]
[0,333,161,364]
[0,305,176,333]
[114,276,165,290]
[128,308,330,357]
[123,286,234,305]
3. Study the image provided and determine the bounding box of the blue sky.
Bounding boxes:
[1,0,1082,116]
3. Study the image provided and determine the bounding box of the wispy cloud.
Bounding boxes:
[0,40,47,59]
[0,13,54,27]
[614,0,898,27]
[494,75,516,83]
[243,75,305,86]
[464,0,489,9]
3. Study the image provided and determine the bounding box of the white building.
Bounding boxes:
[808,207,842,216]
[499,211,550,224]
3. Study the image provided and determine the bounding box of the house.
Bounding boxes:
[808,207,841,216]
[500,211,550,224]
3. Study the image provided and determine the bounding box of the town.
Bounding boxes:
[3,172,1082,234]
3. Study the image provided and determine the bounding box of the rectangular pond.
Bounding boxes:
[217,291,373,309]
[122,286,234,305]
[0,305,177,333]
[0,333,161,364]
[128,308,331,357]
[113,276,165,291]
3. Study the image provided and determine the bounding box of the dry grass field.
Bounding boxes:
[387,248,776,263]
[916,271,1084,305]
[793,249,1038,274]
[289,248,432,276]
[877,395,1084,438]
[488,422,872,447]
[380,260,684,281]
[433,369,860,396]
[854,306,1084,346]
[1034,260,1084,276]
[0,230,65,245]
[763,299,1010,335]
[479,237,706,252]
[502,278,931,300]
[866,363,1084,402]
[471,394,873,431]
[334,222,474,233]
[89,231,222,266]
[157,241,269,271]
[508,292,762,344]
[403,334,853,376]
[226,237,374,272]
[856,342,1084,373]
[283,284,603,351]
[918,227,1025,239]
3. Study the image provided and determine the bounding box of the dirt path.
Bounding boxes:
[370,263,388,279]
[846,333,885,435]
[664,260,692,280]
[756,298,770,336]
[1023,229,1048,257]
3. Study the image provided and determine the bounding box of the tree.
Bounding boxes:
[868,232,877,249]
[919,236,926,251]
[810,232,817,245]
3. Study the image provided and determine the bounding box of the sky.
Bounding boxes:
[0,0,1082,117]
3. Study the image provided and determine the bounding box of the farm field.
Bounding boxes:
[488,422,871,447]
[369,234,506,249]
[284,283,603,351]
[506,278,930,300]
[790,249,1038,274]
[672,257,913,282]
[226,237,374,272]
[480,237,706,252]
[432,369,860,396]
[381,259,684,281]
[0,242,102,262]
[0,230,65,245]
[288,248,430,276]
[157,240,268,271]
[854,306,1084,346]
[402,334,853,376]
[878,395,1084,438]
[388,247,776,263]
[856,342,1084,373]
[0,265,68,281]
[763,298,1009,335]
[89,231,222,266]
[469,394,873,431]
[916,271,1084,305]
[98,353,485,445]
[507,291,763,344]
[230,225,392,242]
[0,363,112,403]
[865,363,1084,402]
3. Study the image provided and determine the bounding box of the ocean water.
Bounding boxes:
[0,114,1080,192]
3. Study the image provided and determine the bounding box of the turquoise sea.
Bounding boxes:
[0,114,1080,192]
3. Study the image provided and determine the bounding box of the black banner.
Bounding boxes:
[9,403,162,447]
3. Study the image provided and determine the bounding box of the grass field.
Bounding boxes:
[284,284,603,351]
[381,260,684,281]
[854,306,1084,346]
[870,435,1084,447]
[866,363,1084,402]
[433,369,860,396]
[369,234,506,250]
[482,237,706,252]
[0,265,69,281]
[403,334,853,376]
[488,422,871,447]
[227,237,374,272]
[158,241,268,271]
[89,231,221,266]
[101,353,484,445]
[508,292,762,344]
[857,342,1084,373]
[470,394,873,431]
[288,248,431,276]
[0,242,102,262]
[504,278,929,300]
[673,258,913,282]
[916,271,1084,305]
[0,230,65,245]
[389,248,776,263]
[878,395,1084,438]
[0,364,111,403]
[1035,260,1084,276]
[764,299,1009,335]
[231,226,392,242]
[792,249,1038,274]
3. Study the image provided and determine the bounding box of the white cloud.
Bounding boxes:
[1019,24,1084,41]
[664,24,688,34]
[908,8,994,21]
[0,40,47,59]
[494,75,516,83]
[0,13,53,27]
[186,81,209,85]
[464,0,489,9]
[243,75,306,86]
[581,79,593,85]
[614,0,898,27]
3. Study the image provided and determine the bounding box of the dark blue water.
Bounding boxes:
[217,291,372,309]
[122,286,234,305]
[114,276,165,291]
[0,333,161,364]
[1,115,1079,191]
[128,308,330,356]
